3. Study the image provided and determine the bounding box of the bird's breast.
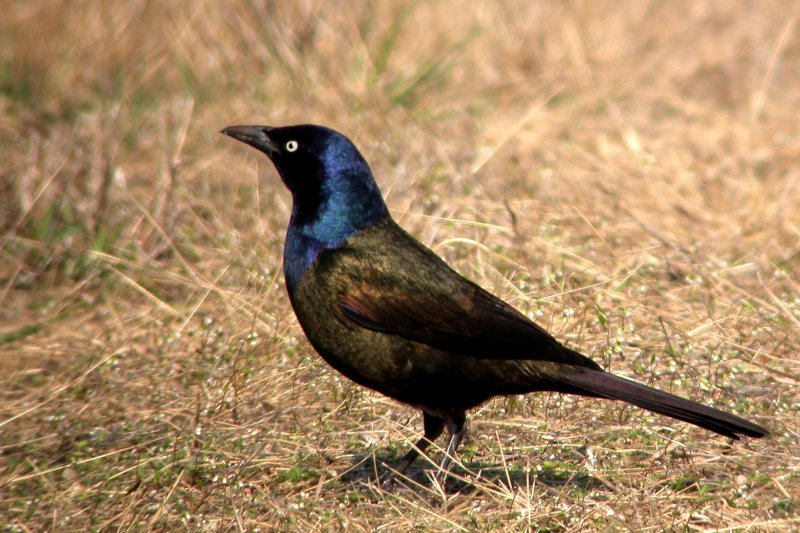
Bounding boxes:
[289,265,415,395]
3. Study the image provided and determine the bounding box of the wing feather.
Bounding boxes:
[329,222,600,369]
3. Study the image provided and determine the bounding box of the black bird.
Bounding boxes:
[221,123,768,476]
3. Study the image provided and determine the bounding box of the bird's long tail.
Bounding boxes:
[554,367,768,439]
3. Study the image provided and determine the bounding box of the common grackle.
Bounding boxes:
[221,124,768,478]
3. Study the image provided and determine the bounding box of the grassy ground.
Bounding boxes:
[1,1,799,530]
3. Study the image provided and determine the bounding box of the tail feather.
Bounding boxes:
[556,368,768,439]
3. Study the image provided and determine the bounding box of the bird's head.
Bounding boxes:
[221,124,388,229]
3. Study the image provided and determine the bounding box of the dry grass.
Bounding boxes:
[1,0,799,530]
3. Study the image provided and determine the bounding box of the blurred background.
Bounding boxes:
[1,1,798,530]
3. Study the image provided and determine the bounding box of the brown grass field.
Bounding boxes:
[1,1,799,530]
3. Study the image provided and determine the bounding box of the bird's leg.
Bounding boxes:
[435,413,466,482]
[398,412,445,473]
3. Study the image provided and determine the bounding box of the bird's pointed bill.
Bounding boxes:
[221,125,279,156]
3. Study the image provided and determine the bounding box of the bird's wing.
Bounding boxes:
[329,223,599,368]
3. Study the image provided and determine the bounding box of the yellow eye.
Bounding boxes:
[285,140,299,152]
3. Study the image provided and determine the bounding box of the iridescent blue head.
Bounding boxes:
[221,124,389,294]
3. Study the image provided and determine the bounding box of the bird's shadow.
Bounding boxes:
[337,448,610,498]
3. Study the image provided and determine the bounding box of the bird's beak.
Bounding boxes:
[221,125,279,157]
